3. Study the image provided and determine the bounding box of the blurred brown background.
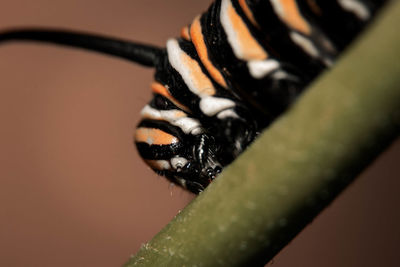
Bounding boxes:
[0,0,398,266]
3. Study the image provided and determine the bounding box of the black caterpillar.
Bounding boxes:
[0,0,386,194]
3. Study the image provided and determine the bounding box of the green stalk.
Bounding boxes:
[125,2,400,266]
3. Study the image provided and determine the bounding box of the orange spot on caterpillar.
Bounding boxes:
[275,0,311,35]
[151,82,190,112]
[135,127,179,146]
[238,0,260,28]
[180,25,191,41]
[190,16,228,88]
[227,0,268,60]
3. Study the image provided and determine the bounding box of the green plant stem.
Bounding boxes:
[125,2,400,266]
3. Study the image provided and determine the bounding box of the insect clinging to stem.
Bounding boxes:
[0,0,386,194]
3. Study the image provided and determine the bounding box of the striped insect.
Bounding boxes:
[0,0,386,194]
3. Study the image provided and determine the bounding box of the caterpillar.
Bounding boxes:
[0,0,386,194]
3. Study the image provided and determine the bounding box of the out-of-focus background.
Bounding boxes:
[0,0,398,266]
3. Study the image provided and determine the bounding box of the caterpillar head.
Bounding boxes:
[135,127,222,194]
